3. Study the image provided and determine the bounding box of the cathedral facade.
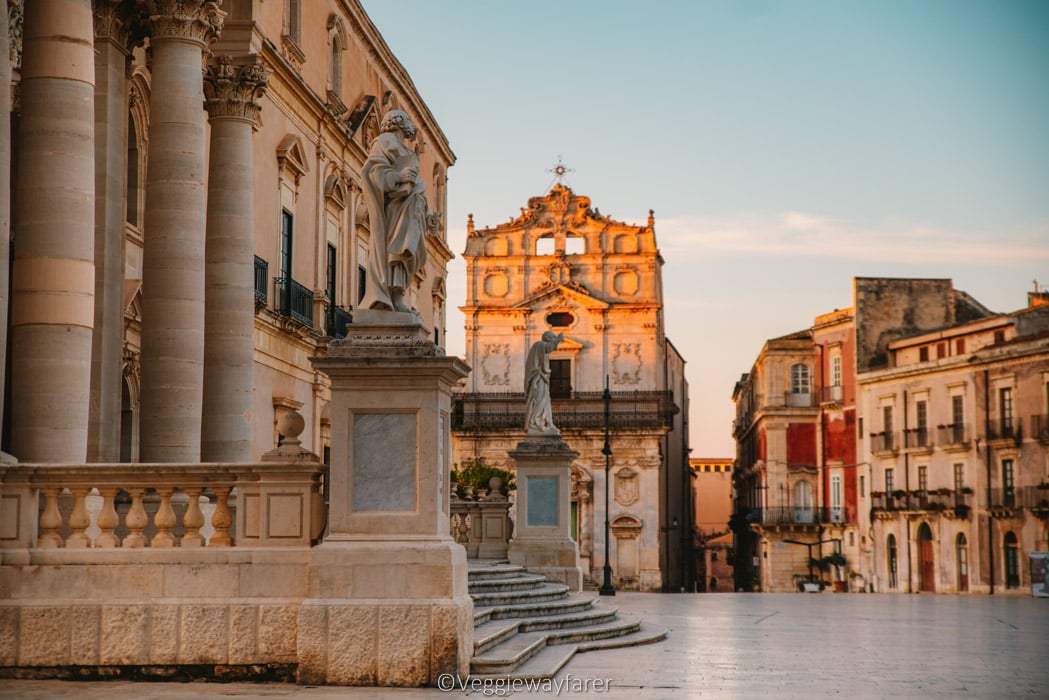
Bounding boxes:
[453,184,692,592]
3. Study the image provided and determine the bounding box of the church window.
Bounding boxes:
[536,235,555,256]
[550,359,572,399]
[546,312,574,328]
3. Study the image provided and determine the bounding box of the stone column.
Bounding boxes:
[201,55,267,462]
[308,316,473,686]
[88,2,143,462]
[138,1,223,462]
[10,0,96,461]
[507,438,584,590]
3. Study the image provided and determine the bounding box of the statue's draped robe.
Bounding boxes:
[360,132,428,311]
[524,336,561,435]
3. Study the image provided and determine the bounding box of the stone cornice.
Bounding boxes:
[204,54,269,125]
[93,0,148,54]
[146,0,224,46]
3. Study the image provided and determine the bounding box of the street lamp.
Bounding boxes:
[599,375,616,596]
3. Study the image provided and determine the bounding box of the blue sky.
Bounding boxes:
[363,0,1049,457]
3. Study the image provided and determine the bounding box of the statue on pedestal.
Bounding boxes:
[360,110,434,313]
[524,331,564,437]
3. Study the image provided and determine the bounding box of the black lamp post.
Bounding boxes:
[599,375,616,596]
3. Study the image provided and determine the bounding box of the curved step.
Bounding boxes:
[470,631,548,675]
[468,563,526,581]
[542,617,641,646]
[470,582,569,607]
[575,624,668,652]
[468,573,548,594]
[474,593,595,621]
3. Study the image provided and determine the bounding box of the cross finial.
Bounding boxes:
[546,155,574,185]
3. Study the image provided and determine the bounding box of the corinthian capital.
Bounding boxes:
[146,0,224,46]
[204,54,269,125]
[94,0,148,54]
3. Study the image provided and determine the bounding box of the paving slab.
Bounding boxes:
[1,592,1045,699]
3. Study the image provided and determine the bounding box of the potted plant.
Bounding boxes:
[451,457,516,500]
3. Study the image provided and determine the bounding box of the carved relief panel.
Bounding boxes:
[614,468,639,506]
[481,343,510,386]
[612,343,642,385]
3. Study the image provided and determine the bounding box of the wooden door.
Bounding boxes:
[920,539,935,592]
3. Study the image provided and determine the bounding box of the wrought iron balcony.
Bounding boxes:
[452,390,678,432]
[254,256,268,306]
[987,420,1021,443]
[327,305,353,339]
[937,423,969,449]
[871,490,964,513]
[904,428,933,450]
[783,391,815,408]
[275,277,314,326]
[1031,415,1049,444]
[870,431,898,453]
[746,506,855,526]
[821,385,843,404]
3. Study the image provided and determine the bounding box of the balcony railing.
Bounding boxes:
[276,277,314,326]
[821,385,843,404]
[987,420,1021,443]
[326,305,352,339]
[254,256,268,306]
[989,487,1018,509]
[904,428,933,450]
[747,506,855,526]
[1032,415,1049,444]
[453,390,678,432]
[937,423,970,448]
[870,431,898,453]
[872,491,968,513]
[783,392,815,408]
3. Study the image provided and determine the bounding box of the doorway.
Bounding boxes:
[1005,531,1020,589]
[956,533,969,592]
[918,523,935,592]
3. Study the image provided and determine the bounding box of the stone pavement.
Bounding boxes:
[2,592,1045,699]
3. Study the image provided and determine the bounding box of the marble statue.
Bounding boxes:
[524,331,564,437]
[360,110,430,313]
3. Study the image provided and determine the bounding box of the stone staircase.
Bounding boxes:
[468,560,666,679]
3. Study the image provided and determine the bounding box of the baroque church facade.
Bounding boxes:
[452,184,692,592]
[1,0,454,465]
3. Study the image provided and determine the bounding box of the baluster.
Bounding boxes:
[181,487,205,548]
[124,488,148,548]
[210,487,233,546]
[37,488,64,548]
[66,488,91,548]
[95,488,120,548]
[153,488,176,547]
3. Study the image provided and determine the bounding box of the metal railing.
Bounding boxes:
[452,390,678,432]
[254,256,268,305]
[1031,415,1049,443]
[904,428,933,449]
[821,385,843,404]
[870,431,897,453]
[937,423,969,447]
[747,506,855,526]
[783,392,816,408]
[327,305,352,339]
[987,420,1020,442]
[275,277,314,326]
[871,491,969,512]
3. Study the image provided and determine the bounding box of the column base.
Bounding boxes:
[0,451,16,464]
[508,538,583,591]
[298,539,473,685]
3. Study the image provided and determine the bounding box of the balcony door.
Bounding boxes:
[792,480,814,523]
[956,533,969,592]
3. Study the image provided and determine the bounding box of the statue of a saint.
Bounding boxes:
[524,331,564,437]
[360,110,429,313]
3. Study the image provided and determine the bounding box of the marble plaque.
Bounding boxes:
[353,413,417,512]
[527,477,558,527]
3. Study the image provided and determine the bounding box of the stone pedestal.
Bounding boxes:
[507,438,583,591]
[308,316,472,686]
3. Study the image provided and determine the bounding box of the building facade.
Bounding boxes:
[452,184,691,592]
[732,278,1049,594]
[691,458,733,592]
[1,0,454,464]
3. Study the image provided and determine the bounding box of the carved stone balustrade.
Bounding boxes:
[0,461,327,561]
[450,493,512,559]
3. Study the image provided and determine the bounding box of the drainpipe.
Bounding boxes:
[904,390,912,593]
[985,369,994,595]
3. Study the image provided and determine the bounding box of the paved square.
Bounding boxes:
[1,592,1043,699]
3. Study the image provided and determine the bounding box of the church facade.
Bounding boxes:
[453,184,692,592]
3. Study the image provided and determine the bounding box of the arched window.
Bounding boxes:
[535,234,555,256]
[286,0,301,43]
[327,15,347,99]
[565,233,585,255]
[918,523,935,592]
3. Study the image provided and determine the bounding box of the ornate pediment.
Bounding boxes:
[276,134,309,184]
[514,283,608,312]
